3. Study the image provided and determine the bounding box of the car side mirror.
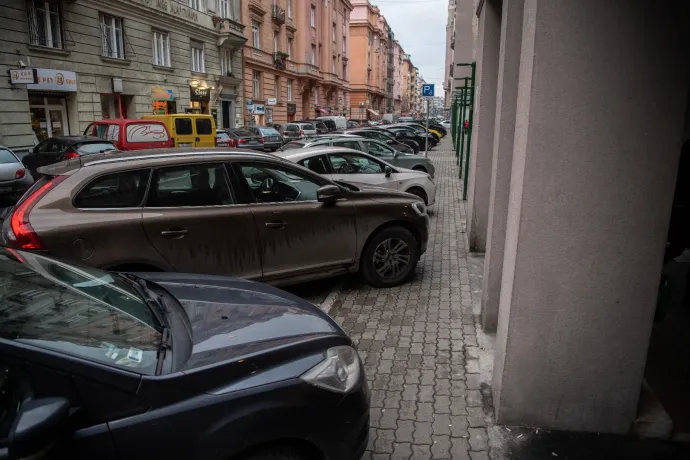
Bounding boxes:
[393,151,399,158]
[317,184,342,203]
[386,140,395,145]
[385,166,392,177]
[9,397,71,459]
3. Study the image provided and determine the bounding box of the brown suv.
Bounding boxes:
[2,149,429,287]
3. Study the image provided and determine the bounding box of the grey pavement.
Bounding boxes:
[326,137,495,460]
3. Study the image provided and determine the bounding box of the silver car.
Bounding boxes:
[282,122,318,140]
[278,135,435,177]
[0,145,33,204]
[275,146,437,206]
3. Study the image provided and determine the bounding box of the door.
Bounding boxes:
[296,155,332,179]
[230,161,357,282]
[326,151,399,190]
[142,163,262,279]
[172,117,195,147]
[222,100,231,129]
[194,117,215,147]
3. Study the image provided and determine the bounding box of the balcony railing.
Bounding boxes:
[273,52,287,69]
[272,5,286,24]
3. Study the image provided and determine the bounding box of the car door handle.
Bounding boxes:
[265,221,287,229]
[160,229,188,238]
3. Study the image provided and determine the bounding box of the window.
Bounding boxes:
[153,30,171,67]
[328,152,384,174]
[368,30,371,45]
[219,0,231,18]
[333,140,362,151]
[332,57,336,74]
[343,35,346,53]
[189,0,200,10]
[274,75,280,97]
[313,87,319,105]
[287,0,292,18]
[148,164,233,207]
[274,31,278,53]
[311,44,316,65]
[74,169,150,209]
[100,14,125,59]
[332,23,336,42]
[253,71,261,98]
[220,48,232,75]
[298,156,329,174]
[191,40,205,72]
[237,163,323,203]
[175,118,194,135]
[196,118,213,135]
[287,79,293,101]
[310,6,316,27]
[26,0,62,49]
[287,37,293,58]
[252,21,260,48]
[363,140,395,156]
[343,62,347,79]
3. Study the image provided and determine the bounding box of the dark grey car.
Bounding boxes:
[247,126,284,151]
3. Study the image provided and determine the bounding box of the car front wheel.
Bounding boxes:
[361,226,420,287]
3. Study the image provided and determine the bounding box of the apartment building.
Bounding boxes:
[443,0,455,108]
[1,0,246,152]
[391,40,402,115]
[241,0,352,126]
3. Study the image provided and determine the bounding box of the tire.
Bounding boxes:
[412,165,428,174]
[361,226,420,288]
[241,447,308,460]
[405,187,428,205]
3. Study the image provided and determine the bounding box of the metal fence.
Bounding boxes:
[450,62,476,200]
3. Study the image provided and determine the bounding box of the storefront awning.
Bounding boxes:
[367,108,380,117]
[316,107,330,114]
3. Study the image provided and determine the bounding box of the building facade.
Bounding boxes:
[241,0,352,127]
[1,0,246,153]
[392,40,402,115]
[443,0,456,108]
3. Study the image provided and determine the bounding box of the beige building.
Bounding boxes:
[1,0,246,153]
[241,0,352,126]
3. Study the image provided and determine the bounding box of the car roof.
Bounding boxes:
[92,119,164,126]
[38,148,281,176]
[50,136,111,144]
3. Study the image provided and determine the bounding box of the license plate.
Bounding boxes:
[178,142,193,147]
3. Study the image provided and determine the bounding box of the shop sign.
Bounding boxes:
[287,103,297,114]
[253,104,265,115]
[27,69,77,92]
[10,69,37,84]
[190,86,210,101]
[267,98,277,106]
[134,0,200,23]
[152,86,174,100]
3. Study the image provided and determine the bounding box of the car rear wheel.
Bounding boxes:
[361,226,419,288]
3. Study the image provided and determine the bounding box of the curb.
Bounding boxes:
[319,278,344,315]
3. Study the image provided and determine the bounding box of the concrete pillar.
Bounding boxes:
[466,0,500,252]
[492,0,689,433]
[481,0,524,332]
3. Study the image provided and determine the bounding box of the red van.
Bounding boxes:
[83,119,173,150]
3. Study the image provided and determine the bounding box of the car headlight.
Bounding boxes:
[301,346,361,393]
[412,201,427,216]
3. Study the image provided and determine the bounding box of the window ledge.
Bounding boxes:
[153,64,176,72]
[191,71,209,79]
[100,56,131,65]
[27,44,70,56]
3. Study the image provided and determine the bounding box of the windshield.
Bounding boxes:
[301,124,315,130]
[0,149,18,164]
[231,130,252,137]
[0,249,162,374]
[260,128,280,135]
[76,142,116,154]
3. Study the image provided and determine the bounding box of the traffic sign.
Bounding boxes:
[422,84,435,97]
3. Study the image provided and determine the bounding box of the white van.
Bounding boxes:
[317,116,347,131]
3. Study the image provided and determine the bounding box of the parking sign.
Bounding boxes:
[422,84,435,97]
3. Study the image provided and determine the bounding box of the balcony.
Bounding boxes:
[272,5,286,25]
[217,18,246,47]
[273,52,288,69]
[450,35,455,50]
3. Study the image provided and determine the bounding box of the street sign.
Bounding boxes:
[422,84,435,97]
[267,98,277,106]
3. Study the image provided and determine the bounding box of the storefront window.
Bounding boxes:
[29,96,68,141]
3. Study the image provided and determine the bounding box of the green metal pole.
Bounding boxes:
[459,82,467,170]
[450,98,457,145]
[463,62,476,200]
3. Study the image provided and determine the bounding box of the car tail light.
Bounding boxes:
[229,139,236,147]
[239,139,247,144]
[259,138,265,143]
[284,131,289,136]
[7,175,68,250]
[15,169,25,179]
[63,152,80,160]
[299,130,304,136]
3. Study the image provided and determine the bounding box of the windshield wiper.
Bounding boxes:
[115,273,166,330]
[156,326,171,375]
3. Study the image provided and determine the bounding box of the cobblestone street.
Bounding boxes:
[327,138,494,460]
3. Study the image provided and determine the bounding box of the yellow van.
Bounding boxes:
[140,114,216,147]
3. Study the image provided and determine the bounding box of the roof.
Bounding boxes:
[273,146,366,162]
[91,119,164,126]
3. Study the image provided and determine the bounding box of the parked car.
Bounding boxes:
[0,145,33,204]
[317,116,348,131]
[277,146,436,206]
[283,122,318,140]
[215,129,234,147]
[340,129,419,154]
[246,126,284,151]
[400,123,442,141]
[140,114,216,147]
[277,136,435,177]
[383,126,437,150]
[346,121,360,129]
[224,128,265,149]
[299,120,329,135]
[3,149,429,287]
[21,136,116,178]
[0,247,370,460]
[83,119,173,150]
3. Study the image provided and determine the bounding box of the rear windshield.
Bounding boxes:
[301,124,315,130]
[260,128,280,135]
[0,149,18,164]
[76,142,116,155]
[322,120,336,130]
[174,118,193,135]
[196,118,213,135]
[232,130,252,137]
[216,132,230,139]
[126,123,169,143]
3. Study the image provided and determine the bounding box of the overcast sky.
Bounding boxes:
[371,0,449,92]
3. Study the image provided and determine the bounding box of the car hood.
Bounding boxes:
[138,273,344,369]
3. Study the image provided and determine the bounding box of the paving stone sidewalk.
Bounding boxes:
[328,137,494,460]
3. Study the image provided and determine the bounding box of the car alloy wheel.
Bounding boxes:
[373,238,411,279]
[361,226,419,287]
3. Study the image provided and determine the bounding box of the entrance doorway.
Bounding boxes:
[221,99,235,129]
[29,95,69,141]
